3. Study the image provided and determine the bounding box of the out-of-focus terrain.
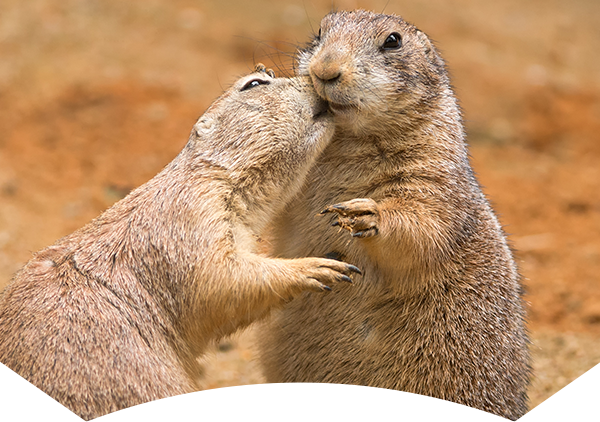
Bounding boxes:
[1,0,599,411]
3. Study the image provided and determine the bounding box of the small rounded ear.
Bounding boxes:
[194,116,215,137]
[415,30,445,68]
[415,30,434,57]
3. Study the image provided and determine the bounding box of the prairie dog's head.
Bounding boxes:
[191,65,333,226]
[298,10,449,133]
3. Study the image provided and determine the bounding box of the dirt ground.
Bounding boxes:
[1,0,599,412]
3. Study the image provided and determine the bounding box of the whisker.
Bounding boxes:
[381,0,392,14]
[253,52,294,78]
[244,37,303,78]
[303,1,315,36]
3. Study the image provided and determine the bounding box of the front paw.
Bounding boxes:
[320,198,379,238]
[298,258,362,292]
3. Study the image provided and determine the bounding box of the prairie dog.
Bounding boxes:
[0,65,359,420]
[258,11,530,420]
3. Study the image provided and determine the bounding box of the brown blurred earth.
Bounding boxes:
[0,0,599,412]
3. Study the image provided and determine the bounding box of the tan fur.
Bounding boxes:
[258,11,531,420]
[0,66,360,420]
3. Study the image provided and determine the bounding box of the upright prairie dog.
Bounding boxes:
[258,11,531,420]
[0,65,360,420]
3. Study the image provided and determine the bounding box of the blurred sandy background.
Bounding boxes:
[0,0,599,411]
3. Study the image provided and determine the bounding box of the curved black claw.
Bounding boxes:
[340,275,353,283]
[347,265,362,275]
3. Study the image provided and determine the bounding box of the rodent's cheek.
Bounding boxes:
[296,54,312,77]
[297,44,324,73]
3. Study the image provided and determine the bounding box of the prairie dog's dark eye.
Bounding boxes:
[317,28,322,40]
[382,32,402,50]
[241,79,270,91]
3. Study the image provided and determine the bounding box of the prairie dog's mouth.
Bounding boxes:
[313,98,331,119]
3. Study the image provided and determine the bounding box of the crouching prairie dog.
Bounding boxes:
[258,11,531,420]
[0,65,360,420]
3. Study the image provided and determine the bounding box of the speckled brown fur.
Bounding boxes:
[258,11,531,420]
[0,66,360,420]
